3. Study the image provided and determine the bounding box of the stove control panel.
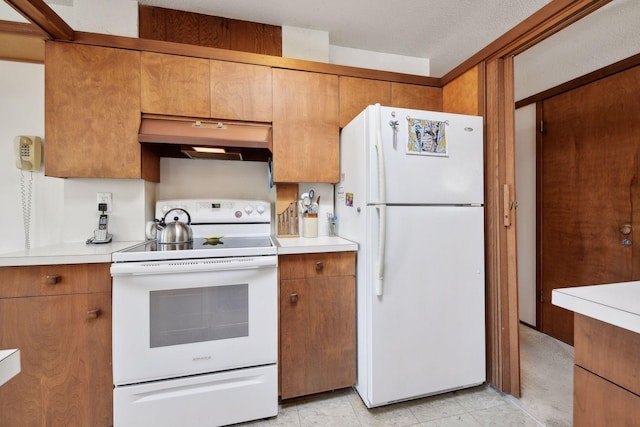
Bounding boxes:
[156,199,271,224]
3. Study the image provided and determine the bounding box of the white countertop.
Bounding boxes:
[0,241,143,267]
[273,236,358,254]
[552,281,640,334]
[0,349,20,387]
[0,236,358,266]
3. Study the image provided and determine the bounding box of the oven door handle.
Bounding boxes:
[111,255,278,276]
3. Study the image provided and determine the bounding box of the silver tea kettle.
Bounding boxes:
[151,208,193,244]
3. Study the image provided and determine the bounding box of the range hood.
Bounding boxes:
[138,117,272,161]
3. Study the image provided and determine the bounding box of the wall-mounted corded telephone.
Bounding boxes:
[15,136,42,250]
[14,136,42,171]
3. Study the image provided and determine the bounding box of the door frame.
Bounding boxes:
[443,0,613,397]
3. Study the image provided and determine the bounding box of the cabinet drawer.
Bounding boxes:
[574,313,640,396]
[279,252,355,279]
[574,366,640,426]
[0,263,111,298]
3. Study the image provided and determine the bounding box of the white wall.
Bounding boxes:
[0,60,149,253]
[515,105,537,326]
[282,25,430,76]
[0,0,145,254]
[48,0,138,37]
[0,61,64,253]
[157,158,273,201]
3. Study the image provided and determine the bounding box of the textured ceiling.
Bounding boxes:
[137,0,551,77]
[515,0,640,101]
[3,0,639,98]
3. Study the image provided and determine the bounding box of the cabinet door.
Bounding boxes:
[141,52,210,117]
[45,43,149,179]
[210,60,272,122]
[0,292,112,427]
[273,69,339,183]
[391,82,443,111]
[339,76,391,128]
[280,275,356,399]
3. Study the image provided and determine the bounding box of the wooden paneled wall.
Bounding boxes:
[443,65,484,116]
[138,5,282,56]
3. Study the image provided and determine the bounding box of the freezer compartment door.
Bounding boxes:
[366,106,484,205]
[362,205,485,407]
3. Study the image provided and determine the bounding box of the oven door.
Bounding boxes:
[111,256,277,386]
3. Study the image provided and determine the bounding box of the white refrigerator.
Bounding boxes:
[335,104,485,408]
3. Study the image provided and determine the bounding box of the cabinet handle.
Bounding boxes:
[45,275,61,285]
[290,293,298,304]
[86,309,101,320]
[315,261,324,271]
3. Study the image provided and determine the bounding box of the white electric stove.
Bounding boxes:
[111,199,278,427]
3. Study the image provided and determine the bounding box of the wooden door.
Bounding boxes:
[272,69,339,183]
[539,66,640,344]
[0,292,112,426]
[338,76,391,128]
[210,60,272,122]
[391,82,442,111]
[279,275,356,399]
[45,43,148,180]
[279,252,356,399]
[141,51,210,117]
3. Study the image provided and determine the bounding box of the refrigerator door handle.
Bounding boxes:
[374,103,387,204]
[374,104,387,297]
[375,205,386,296]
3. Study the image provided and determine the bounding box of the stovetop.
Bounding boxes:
[113,198,276,263]
[112,235,276,262]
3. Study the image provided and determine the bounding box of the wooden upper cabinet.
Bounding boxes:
[391,82,443,111]
[45,42,155,180]
[210,60,272,122]
[141,51,210,117]
[339,76,391,128]
[273,69,339,183]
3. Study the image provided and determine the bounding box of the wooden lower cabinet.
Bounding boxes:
[279,252,356,399]
[572,313,640,426]
[0,264,112,427]
[574,366,640,426]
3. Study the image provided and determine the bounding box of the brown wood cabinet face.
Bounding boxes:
[391,82,443,111]
[339,76,391,128]
[574,366,640,427]
[45,42,146,179]
[139,5,282,56]
[272,69,339,183]
[574,314,640,396]
[141,51,210,118]
[210,60,273,122]
[443,65,482,116]
[0,263,112,298]
[279,252,356,399]
[279,251,356,278]
[0,264,112,426]
[572,314,640,425]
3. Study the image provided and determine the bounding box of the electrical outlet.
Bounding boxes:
[97,192,112,212]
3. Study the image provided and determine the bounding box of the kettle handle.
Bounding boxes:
[162,208,192,225]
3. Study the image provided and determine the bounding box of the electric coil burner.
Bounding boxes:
[111,199,277,427]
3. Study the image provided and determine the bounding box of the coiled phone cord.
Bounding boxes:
[20,170,33,249]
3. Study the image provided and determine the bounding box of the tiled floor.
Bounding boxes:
[239,325,573,426]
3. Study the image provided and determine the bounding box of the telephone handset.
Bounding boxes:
[14,136,42,171]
